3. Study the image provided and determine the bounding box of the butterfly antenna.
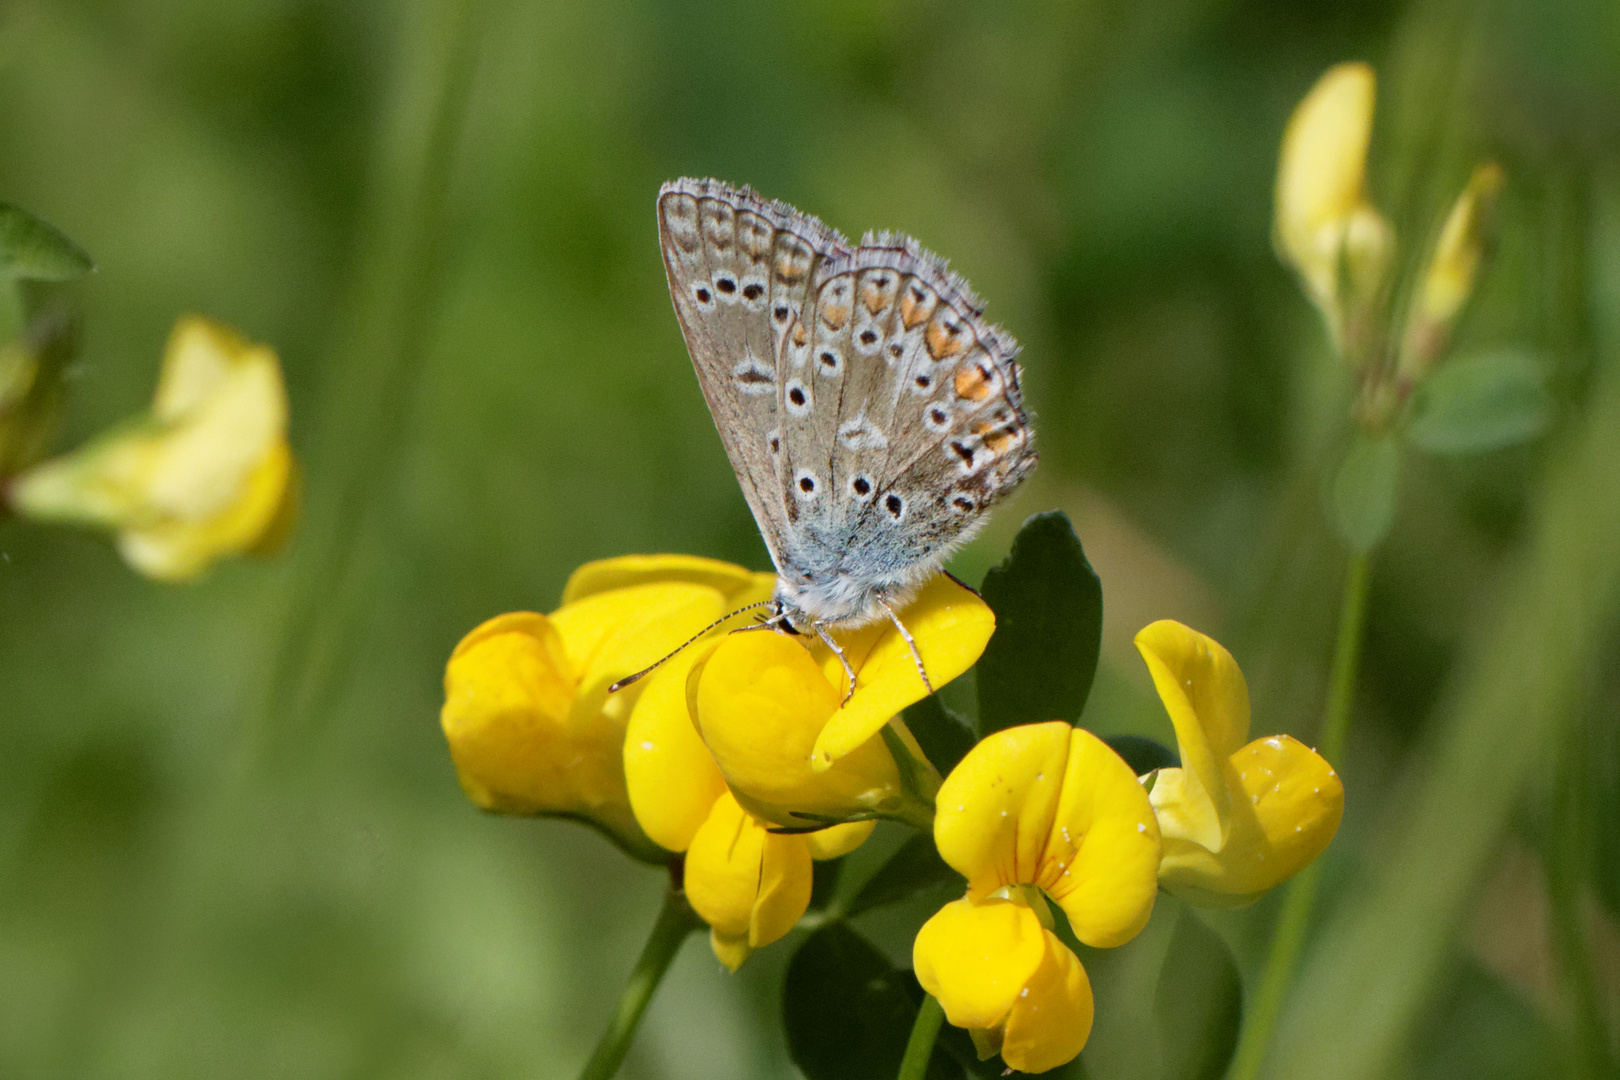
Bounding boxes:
[608,601,776,693]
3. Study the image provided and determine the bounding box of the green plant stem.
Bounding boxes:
[1227,550,1371,1080]
[577,886,703,1080]
[897,994,945,1080]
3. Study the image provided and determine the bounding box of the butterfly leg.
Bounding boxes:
[878,597,934,695]
[813,624,858,703]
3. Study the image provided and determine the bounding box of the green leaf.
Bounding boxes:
[0,204,94,283]
[845,833,962,917]
[1104,734,1179,776]
[976,511,1104,735]
[784,923,963,1080]
[1407,350,1552,455]
[1154,908,1243,1080]
[1327,431,1400,553]
[903,695,977,775]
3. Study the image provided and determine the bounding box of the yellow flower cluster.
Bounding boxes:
[439,556,1344,1072]
[7,316,296,580]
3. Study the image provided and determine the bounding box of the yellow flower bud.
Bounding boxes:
[1135,620,1344,905]
[1400,163,1506,379]
[441,555,772,863]
[1274,62,1386,343]
[8,316,296,580]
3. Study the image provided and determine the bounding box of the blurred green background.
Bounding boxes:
[2,0,1618,1077]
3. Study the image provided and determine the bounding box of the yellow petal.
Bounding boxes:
[1275,62,1378,312]
[118,438,294,581]
[1041,729,1161,948]
[803,820,876,860]
[812,574,995,769]
[1418,163,1505,325]
[684,793,812,970]
[694,629,902,826]
[561,553,773,607]
[622,641,728,853]
[933,721,1071,897]
[1135,620,1250,852]
[152,316,254,421]
[913,897,1046,1030]
[1158,735,1345,903]
[999,930,1094,1074]
[441,611,639,847]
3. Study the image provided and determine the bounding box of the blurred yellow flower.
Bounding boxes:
[1401,162,1506,377]
[8,315,296,580]
[1135,619,1344,906]
[441,554,772,863]
[1275,62,1390,344]
[914,722,1161,1072]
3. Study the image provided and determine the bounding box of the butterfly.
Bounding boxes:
[654,178,1036,690]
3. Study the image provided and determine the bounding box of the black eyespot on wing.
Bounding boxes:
[853,476,871,495]
[859,329,878,345]
[695,287,711,303]
[951,441,975,465]
[888,343,903,359]
[743,283,764,301]
[819,351,838,370]
[774,305,790,322]
[789,387,806,406]
[885,494,904,517]
[716,276,737,294]
[799,475,815,493]
[930,408,948,424]
[915,374,931,388]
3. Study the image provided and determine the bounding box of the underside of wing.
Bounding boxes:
[656,178,850,569]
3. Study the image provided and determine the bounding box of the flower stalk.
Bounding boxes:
[1227,549,1371,1080]
[896,995,945,1080]
[576,880,704,1080]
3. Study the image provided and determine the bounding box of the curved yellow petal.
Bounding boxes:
[999,931,1094,1074]
[812,574,995,769]
[561,553,772,607]
[684,793,812,970]
[1275,62,1377,310]
[550,581,727,689]
[623,642,728,853]
[1042,729,1161,947]
[803,820,876,861]
[933,721,1071,896]
[1158,735,1344,903]
[913,897,1045,1030]
[693,629,901,826]
[1135,620,1250,851]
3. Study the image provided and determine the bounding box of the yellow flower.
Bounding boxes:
[7,315,296,580]
[1275,62,1391,342]
[624,572,991,968]
[1400,163,1506,378]
[1135,620,1344,906]
[914,722,1161,1073]
[441,554,772,863]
